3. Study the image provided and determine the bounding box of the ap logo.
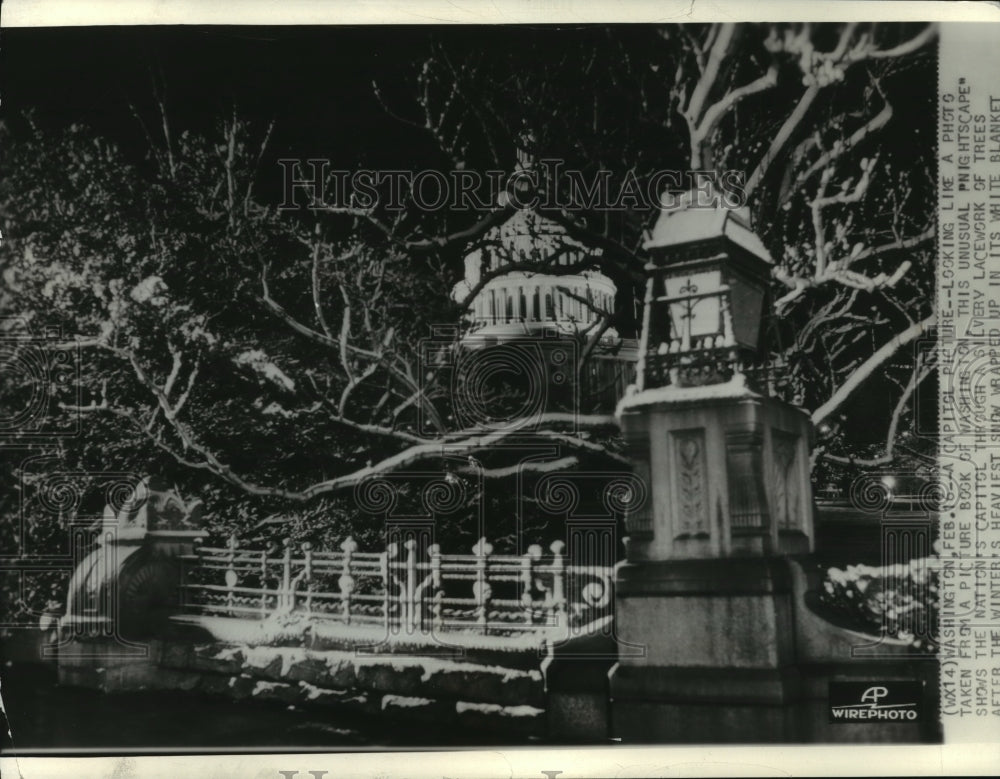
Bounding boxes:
[829,681,923,723]
[860,686,889,705]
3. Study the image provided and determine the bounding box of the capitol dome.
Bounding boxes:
[450,206,637,414]
[452,208,620,344]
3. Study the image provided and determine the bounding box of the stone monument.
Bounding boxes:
[55,476,204,687]
[609,204,816,742]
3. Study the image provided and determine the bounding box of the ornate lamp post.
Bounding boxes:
[617,204,813,560]
[609,202,816,742]
[639,206,772,391]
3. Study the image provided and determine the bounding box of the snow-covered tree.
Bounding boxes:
[1,23,937,557]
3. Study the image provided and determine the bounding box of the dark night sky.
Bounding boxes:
[1,25,663,204]
[0,26,456,188]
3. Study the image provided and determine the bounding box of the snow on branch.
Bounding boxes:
[820,359,934,467]
[745,23,936,197]
[140,418,624,502]
[811,312,935,426]
[772,152,932,310]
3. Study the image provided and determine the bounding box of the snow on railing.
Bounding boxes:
[178,535,615,639]
[643,345,784,395]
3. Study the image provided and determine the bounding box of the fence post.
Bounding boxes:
[340,536,358,625]
[472,537,493,631]
[429,543,442,632]
[521,544,542,626]
[404,539,418,633]
[302,541,314,614]
[549,539,567,630]
[281,538,292,611]
[383,543,396,634]
[259,546,269,618]
[225,534,238,616]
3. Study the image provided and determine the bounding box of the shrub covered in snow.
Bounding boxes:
[818,550,939,650]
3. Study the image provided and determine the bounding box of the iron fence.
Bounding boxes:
[178,536,616,639]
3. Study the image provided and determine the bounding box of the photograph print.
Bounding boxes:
[0,16,946,754]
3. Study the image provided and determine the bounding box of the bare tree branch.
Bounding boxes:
[811,312,935,425]
[821,358,934,466]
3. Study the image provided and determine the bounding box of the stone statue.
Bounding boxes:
[61,476,206,646]
[97,476,205,543]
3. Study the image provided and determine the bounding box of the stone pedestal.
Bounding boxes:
[610,557,801,742]
[609,379,816,742]
[617,380,815,561]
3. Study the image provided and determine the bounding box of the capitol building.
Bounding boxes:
[452,207,638,414]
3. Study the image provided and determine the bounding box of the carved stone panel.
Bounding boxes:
[725,429,769,530]
[671,430,708,538]
[771,431,800,530]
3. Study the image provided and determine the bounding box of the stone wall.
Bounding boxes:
[55,634,548,740]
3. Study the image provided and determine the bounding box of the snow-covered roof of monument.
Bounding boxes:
[643,204,773,264]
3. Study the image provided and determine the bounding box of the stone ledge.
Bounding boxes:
[615,558,793,596]
[189,644,245,674]
[287,654,356,689]
[380,694,455,725]
[298,681,378,717]
[454,700,545,737]
[170,614,547,670]
[158,641,544,706]
[421,664,544,707]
